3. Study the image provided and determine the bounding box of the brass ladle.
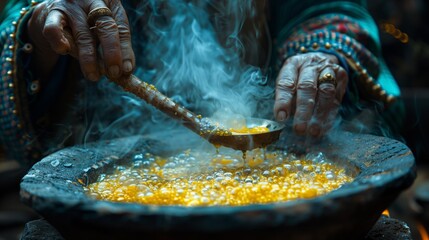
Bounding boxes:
[111,75,284,151]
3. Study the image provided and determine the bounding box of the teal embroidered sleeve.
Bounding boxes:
[0,0,43,165]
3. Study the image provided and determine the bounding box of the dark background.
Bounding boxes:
[368,1,429,239]
[368,0,429,165]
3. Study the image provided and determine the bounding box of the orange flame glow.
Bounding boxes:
[417,222,429,240]
[382,209,390,217]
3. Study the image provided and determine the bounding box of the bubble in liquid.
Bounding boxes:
[87,149,353,206]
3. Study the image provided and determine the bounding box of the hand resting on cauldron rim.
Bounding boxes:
[274,52,348,138]
[27,0,135,81]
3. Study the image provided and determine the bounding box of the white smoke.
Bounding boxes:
[78,0,274,145]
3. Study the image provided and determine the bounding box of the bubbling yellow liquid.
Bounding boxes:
[85,149,353,206]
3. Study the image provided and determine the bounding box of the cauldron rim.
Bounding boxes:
[20,131,416,238]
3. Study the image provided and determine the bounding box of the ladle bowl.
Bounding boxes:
[207,118,285,151]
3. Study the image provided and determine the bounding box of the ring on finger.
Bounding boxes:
[318,72,337,87]
[87,7,113,28]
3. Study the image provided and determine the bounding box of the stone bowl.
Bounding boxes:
[20,131,416,240]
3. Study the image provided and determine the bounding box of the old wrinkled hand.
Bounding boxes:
[28,0,135,81]
[274,52,348,138]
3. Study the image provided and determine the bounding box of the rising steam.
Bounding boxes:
[76,0,274,146]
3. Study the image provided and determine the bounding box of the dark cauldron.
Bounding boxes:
[20,131,416,240]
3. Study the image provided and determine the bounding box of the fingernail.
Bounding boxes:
[123,60,133,73]
[295,123,307,135]
[108,65,120,78]
[276,111,287,122]
[309,126,320,137]
[87,73,98,81]
[58,37,70,54]
[61,36,69,47]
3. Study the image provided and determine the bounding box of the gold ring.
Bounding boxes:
[87,7,113,27]
[318,73,337,87]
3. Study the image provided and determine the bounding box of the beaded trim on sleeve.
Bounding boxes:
[0,1,41,164]
[277,17,396,107]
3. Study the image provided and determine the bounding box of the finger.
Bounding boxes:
[110,1,135,74]
[69,9,100,81]
[293,65,318,135]
[88,2,122,79]
[43,10,70,54]
[308,66,337,137]
[309,65,348,137]
[274,58,299,122]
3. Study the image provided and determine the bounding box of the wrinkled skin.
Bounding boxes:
[27,1,347,137]
[274,52,348,137]
[28,0,135,81]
